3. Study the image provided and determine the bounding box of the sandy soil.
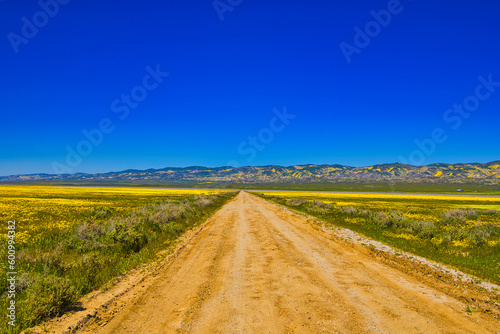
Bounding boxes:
[41,191,500,333]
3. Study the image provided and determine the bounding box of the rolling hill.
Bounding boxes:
[2,161,499,185]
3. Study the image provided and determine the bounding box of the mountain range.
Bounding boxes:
[2,161,499,184]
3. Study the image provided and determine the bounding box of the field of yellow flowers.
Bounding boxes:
[0,186,225,247]
[0,185,235,333]
[254,190,500,284]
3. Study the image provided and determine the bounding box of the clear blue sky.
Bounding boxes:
[1,0,499,176]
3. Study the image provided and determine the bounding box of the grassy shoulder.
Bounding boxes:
[0,191,237,334]
[254,192,500,285]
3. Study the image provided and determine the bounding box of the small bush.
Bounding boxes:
[467,223,500,246]
[387,211,412,229]
[311,200,334,209]
[307,205,326,214]
[73,221,110,250]
[409,221,437,239]
[41,244,64,271]
[21,275,78,327]
[72,251,106,272]
[338,206,372,217]
[306,200,334,214]
[72,251,107,288]
[149,210,171,225]
[372,212,391,228]
[286,198,306,206]
[443,223,499,246]
[16,273,35,293]
[339,206,357,215]
[110,216,148,252]
[441,208,479,226]
[194,196,213,207]
[357,209,371,217]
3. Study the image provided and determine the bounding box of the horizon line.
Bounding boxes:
[2,160,500,178]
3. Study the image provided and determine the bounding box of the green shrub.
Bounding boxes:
[409,221,437,239]
[466,223,500,246]
[387,210,412,229]
[21,274,78,327]
[372,212,391,228]
[110,216,148,252]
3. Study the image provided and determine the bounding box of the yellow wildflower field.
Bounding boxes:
[255,190,500,226]
[0,185,226,246]
[258,190,500,203]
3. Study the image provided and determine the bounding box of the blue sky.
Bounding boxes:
[1,0,499,176]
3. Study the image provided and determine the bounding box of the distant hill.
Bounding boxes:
[2,161,500,184]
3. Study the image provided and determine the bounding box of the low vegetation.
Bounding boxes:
[0,186,236,333]
[255,191,500,284]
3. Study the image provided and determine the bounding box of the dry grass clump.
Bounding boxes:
[339,206,357,214]
[441,208,479,226]
[306,200,334,214]
[194,196,213,207]
[286,198,307,206]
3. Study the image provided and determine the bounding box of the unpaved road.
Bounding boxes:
[79,192,499,333]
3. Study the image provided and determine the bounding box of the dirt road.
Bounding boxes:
[79,192,499,333]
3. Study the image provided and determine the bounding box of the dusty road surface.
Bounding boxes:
[79,192,499,333]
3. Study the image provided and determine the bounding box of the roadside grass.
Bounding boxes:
[253,191,500,285]
[0,186,237,334]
